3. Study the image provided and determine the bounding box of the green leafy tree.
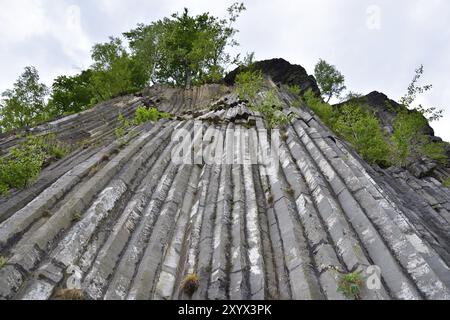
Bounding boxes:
[0,133,70,195]
[0,66,49,133]
[389,65,447,167]
[0,143,45,195]
[124,22,166,85]
[390,111,447,166]
[47,70,95,117]
[314,59,346,103]
[334,102,391,166]
[90,37,147,102]
[124,3,246,88]
[400,65,443,122]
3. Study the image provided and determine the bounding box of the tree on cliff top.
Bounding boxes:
[124,2,246,88]
[314,59,346,103]
[0,66,49,132]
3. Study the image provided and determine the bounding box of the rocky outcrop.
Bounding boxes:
[0,67,449,300]
[224,58,321,96]
[335,91,436,136]
[336,91,450,179]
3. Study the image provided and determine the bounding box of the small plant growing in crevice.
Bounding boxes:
[204,265,212,273]
[88,164,100,177]
[0,256,8,269]
[251,90,294,129]
[181,274,200,297]
[443,177,450,188]
[115,112,128,145]
[25,134,71,162]
[287,84,301,96]
[42,210,52,218]
[72,212,82,222]
[285,186,294,198]
[267,193,274,205]
[235,69,264,101]
[53,288,85,300]
[134,106,171,125]
[337,271,364,299]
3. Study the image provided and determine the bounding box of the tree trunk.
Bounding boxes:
[184,66,192,89]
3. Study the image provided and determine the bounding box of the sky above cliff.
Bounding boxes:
[0,0,449,141]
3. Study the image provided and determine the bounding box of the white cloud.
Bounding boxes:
[0,1,92,90]
[60,5,91,59]
[0,0,48,43]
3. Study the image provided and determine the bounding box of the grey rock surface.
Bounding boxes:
[0,72,449,300]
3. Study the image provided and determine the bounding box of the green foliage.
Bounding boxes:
[303,89,390,166]
[181,274,200,296]
[90,37,147,102]
[400,65,443,122]
[47,70,95,117]
[344,91,363,100]
[390,111,447,166]
[0,134,70,196]
[422,141,448,165]
[252,90,293,129]
[0,183,8,196]
[0,5,246,131]
[303,89,335,127]
[235,69,264,101]
[314,59,346,103]
[337,271,364,299]
[287,85,301,96]
[303,64,446,169]
[238,52,256,67]
[134,106,171,125]
[72,212,83,222]
[30,133,70,159]
[0,142,45,195]
[395,63,445,165]
[443,178,450,188]
[115,113,128,145]
[0,66,49,133]
[125,3,246,88]
[334,102,391,167]
[0,256,7,269]
[124,22,166,85]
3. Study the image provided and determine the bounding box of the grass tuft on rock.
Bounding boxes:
[337,271,364,299]
[53,288,85,300]
[181,274,200,297]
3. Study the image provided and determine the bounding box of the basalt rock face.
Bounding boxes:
[1,66,450,300]
[336,91,450,180]
[336,91,436,137]
[224,58,321,96]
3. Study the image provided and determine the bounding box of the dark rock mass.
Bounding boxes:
[335,91,435,136]
[224,58,321,96]
[335,91,449,179]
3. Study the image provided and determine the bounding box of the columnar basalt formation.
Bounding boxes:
[0,60,449,300]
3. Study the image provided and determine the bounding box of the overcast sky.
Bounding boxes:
[1,0,449,141]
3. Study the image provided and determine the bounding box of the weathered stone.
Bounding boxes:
[1,63,449,301]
